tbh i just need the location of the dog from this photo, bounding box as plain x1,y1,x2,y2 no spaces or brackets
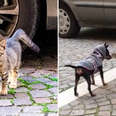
65,43,112,97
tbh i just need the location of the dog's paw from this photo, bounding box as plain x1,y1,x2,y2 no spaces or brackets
103,83,108,86
91,82,95,85
74,92,79,96
91,94,96,97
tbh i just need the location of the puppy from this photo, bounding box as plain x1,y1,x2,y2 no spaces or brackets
65,43,112,97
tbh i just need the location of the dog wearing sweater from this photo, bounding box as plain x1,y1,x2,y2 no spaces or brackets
65,43,112,97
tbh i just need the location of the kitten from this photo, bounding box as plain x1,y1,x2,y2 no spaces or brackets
0,29,40,95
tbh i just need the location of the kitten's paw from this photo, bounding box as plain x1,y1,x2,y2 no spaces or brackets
0,89,8,95
9,83,17,89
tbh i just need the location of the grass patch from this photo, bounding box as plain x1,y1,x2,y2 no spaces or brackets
10,99,14,105
18,77,54,90
18,78,32,90
8,88,16,95
18,78,31,85
44,84,54,90
43,74,58,82
51,99,57,104
31,80,41,85
27,91,35,104
50,78,58,82
42,105,50,113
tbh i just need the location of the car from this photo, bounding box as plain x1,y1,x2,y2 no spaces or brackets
59,0,116,38
0,0,57,39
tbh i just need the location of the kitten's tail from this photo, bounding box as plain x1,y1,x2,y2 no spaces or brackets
65,65,77,68
12,29,40,53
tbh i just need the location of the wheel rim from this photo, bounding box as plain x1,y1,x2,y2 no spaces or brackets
59,8,71,35
0,0,19,37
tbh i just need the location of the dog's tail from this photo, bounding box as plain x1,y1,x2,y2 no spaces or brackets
65,65,77,68
11,29,40,53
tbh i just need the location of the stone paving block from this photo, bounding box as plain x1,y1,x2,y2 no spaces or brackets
48,113,58,116
107,93,116,99
112,111,116,115
14,98,32,106
98,101,110,106
111,99,116,104
113,105,116,110
70,110,84,116
47,104,57,111
20,113,44,116
49,87,57,95
0,94,14,99
73,105,84,110
0,99,12,106
33,98,51,103
23,106,43,113
0,106,22,115
30,70,41,77
37,78,51,83
85,104,97,109
15,93,29,99
85,109,96,115
59,109,71,116
69,100,80,107
86,114,95,116
19,68,36,74
99,105,111,111
30,90,51,98
46,81,57,87
31,83,46,90
96,97,107,103
98,111,111,116
21,76,37,83
16,87,28,92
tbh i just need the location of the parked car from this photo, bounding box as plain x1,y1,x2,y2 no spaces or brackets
59,0,116,38
0,0,57,39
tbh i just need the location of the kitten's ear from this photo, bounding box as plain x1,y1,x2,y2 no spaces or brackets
104,42,109,48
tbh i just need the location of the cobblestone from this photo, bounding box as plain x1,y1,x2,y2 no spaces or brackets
31,90,51,98
14,98,32,106
48,104,58,111
23,106,43,113
59,29,116,92
59,28,116,116
0,67,57,115
0,99,12,106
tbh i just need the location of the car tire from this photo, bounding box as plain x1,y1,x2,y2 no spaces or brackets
59,2,80,38
0,0,46,40
16,0,41,38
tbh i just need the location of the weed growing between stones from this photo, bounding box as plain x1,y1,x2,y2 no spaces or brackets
8,88,16,95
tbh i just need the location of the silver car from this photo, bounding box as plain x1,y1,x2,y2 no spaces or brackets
59,0,116,38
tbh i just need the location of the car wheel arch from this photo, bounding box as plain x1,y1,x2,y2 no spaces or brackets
60,0,81,27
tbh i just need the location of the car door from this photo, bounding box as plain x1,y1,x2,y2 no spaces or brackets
104,0,116,26
47,0,57,30
73,0,105,26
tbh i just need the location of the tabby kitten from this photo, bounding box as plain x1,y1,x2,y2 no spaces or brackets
0,29,40,95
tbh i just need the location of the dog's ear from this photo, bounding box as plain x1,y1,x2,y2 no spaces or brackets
104,42,109,48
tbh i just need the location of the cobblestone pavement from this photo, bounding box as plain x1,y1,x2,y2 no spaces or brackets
59,28,116,116
59,79,116,116
59,28,116,93
0,67,57,116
